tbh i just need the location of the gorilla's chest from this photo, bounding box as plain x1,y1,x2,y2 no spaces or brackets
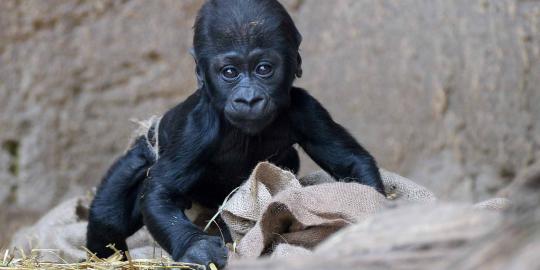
212,130,292,177
188,129,293,207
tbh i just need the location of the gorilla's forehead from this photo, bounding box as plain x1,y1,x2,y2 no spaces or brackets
209,20,283,51
209,47,283,67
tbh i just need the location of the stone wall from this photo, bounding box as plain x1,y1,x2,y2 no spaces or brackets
0,0,539,247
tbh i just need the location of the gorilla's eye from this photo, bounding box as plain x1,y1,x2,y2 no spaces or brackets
255,63,273,77
221,66,239,80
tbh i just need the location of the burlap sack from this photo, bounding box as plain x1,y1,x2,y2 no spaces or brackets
226,163,532,270
226,203,505,270
472,198,512,211
221,162,438,259
9,195,167,262
9,159,509,264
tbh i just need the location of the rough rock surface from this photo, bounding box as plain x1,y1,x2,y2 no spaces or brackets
0,0,539,247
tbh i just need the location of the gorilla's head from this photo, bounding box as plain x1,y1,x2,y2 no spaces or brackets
192,0,302,135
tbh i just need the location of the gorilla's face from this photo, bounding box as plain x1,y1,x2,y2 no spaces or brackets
203,47,295,134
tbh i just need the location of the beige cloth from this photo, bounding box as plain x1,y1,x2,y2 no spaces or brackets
9,196,166,262
228,164,540,270
227,203,506,270
9,161,508,263
221,162,507,259
472,197,512,211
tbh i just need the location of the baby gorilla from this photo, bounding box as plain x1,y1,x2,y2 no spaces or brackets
87,0,385,268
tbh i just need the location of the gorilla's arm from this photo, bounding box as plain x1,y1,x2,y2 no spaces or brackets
290,88,386,194
142,158,202,256
141,100,227,266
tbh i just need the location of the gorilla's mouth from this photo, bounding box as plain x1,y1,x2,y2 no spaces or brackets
224,108,277,135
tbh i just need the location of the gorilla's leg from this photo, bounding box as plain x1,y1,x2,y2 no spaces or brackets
87,137,153,258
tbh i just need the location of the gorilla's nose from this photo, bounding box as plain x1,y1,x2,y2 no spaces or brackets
233,95,264,107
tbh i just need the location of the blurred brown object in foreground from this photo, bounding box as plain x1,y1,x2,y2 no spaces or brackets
227,163,540,270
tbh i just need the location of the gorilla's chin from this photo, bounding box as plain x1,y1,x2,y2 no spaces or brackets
225,112,276,135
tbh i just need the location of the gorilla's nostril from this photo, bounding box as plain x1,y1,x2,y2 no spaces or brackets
250,96,264,105
234,96,264,107
234,98,248,105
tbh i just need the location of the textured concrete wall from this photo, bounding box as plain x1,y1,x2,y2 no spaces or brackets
0,0,539,246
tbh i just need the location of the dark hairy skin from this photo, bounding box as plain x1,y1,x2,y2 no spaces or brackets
87,0,385,268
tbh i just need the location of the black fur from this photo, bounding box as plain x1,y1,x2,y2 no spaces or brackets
87,0,384,268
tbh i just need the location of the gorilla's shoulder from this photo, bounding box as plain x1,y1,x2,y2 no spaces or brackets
165,90,202,118
158,89,203,145
290,87,323,112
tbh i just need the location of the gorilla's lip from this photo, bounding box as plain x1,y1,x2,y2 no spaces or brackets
224,111,276,134
228,113,267,121
225,113,270,126
224,105,276,122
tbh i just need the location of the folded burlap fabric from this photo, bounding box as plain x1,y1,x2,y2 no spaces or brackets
9,161,509,264
221,162,509,259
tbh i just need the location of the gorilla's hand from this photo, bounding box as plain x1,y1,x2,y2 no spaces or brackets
178,235,228,268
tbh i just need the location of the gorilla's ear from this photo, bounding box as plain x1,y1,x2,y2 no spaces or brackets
295,53,303,78
190,48,204,88
291,26,302,78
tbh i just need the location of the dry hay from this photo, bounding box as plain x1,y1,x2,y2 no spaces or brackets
0,245,209,270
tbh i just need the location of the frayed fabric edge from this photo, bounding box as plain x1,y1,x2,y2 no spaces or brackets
128,115,162,161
